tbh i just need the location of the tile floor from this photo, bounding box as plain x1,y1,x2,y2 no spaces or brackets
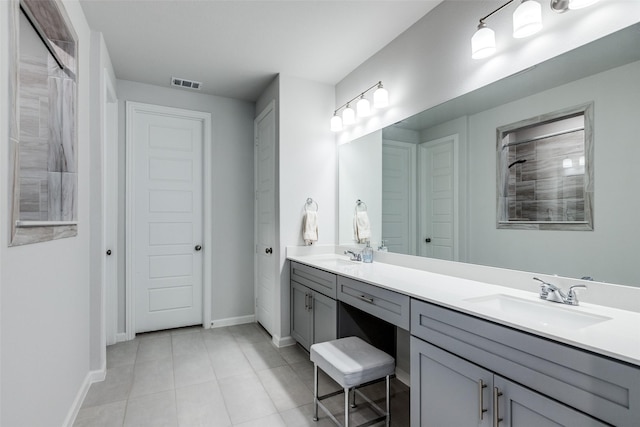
74,323,410,427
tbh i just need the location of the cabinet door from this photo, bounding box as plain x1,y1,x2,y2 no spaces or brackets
311,290,337,345
494,376,608,427
291,281,312,350
411,337,493,427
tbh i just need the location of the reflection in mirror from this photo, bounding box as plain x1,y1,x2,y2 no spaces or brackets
497,103,593,230
339,23,640,287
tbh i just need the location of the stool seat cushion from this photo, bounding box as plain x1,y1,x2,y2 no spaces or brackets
310,337,395,388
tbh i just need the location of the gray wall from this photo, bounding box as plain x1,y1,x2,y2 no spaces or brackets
116,79,256,331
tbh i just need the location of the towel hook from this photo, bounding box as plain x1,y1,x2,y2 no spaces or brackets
305,198,319,212
355,199,368,212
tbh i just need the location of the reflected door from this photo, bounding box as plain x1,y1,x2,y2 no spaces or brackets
382,140,416,255
419,135,457,260
132,105,204,333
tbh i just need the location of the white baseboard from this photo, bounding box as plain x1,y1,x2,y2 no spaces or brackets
272,334,295,348
63,366,106,427
115,332,128,343
396,367,410,387
210,314,255,329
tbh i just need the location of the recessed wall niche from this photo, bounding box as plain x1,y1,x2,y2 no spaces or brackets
497,103,594,231
8,0,78,246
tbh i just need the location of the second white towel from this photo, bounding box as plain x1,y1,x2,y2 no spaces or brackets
353,211,371,243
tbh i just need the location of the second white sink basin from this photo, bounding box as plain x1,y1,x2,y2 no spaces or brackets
465,294,611,330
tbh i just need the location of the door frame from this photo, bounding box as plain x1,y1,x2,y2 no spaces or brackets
253,100,277,335
103,70,118,345
418,134,459,261
125,101,212,340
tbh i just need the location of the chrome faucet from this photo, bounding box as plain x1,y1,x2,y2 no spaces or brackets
533,277,587,306
344,250,362,262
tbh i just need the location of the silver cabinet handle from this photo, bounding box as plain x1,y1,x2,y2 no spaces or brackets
308,294,313,311
357,294,374,304
493,387,503,427
478,379,487,420
304,293,309,310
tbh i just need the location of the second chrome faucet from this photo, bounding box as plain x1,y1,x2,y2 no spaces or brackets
533,277,587,306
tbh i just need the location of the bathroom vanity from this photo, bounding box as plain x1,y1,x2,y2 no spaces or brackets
288,252,640,426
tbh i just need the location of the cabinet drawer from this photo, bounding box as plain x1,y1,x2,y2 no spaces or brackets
338,276,410,330
290,261,337,298
411,298,640,426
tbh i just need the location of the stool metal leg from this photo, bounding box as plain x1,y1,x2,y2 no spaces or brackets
344,387,350,427
351,387,357,408
385,375,390,427
313,364,319,422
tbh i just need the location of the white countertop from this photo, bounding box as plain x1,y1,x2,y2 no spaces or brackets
288,253,640,367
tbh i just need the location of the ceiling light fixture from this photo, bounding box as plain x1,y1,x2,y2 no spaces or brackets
331,81,389,132
472,0,598,59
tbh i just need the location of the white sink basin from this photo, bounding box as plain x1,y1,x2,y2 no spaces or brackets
305,254,361,268
465,294,611,330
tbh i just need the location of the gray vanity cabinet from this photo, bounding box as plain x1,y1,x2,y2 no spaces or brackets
290,262,337,351
411,337,607,427
410,299,640,426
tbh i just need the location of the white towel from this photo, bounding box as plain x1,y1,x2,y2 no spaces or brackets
353,211,371,243
303,211,318,245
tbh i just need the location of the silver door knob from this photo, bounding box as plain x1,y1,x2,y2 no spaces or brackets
106,249,112,256
265,247,273,254
195,245,202,251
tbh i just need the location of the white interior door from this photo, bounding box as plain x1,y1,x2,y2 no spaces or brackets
419,135,458,261
254,102,276,336
129,103,205,333
382,140,416,255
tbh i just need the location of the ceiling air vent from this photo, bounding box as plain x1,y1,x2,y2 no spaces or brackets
171,77,202,90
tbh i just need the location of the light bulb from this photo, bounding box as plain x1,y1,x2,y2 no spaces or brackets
342,104,356,126
563,158,573,168
513,0,542,39
569,0,599,9
330,113,343,132
471,23,496,59
356,96,371,117
579,156,585,166
373,84,389,109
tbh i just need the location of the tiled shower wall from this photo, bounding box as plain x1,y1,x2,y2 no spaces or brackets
507,130,585,222
18,12,76,222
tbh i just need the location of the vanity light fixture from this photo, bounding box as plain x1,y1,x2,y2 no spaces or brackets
513,0,543,39
472,0,598,59
331,81,389,132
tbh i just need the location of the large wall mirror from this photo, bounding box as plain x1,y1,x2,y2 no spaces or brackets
339,23,640,288
8,0,78,246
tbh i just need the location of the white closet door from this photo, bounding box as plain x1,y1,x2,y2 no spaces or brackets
131,104,204,333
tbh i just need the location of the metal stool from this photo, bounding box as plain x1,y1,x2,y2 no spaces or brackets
310,336,395,427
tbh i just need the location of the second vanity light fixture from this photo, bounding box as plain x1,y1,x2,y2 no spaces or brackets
471,0,599,59
331,81,389,132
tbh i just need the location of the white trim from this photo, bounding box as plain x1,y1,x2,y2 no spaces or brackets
253,100,276,334
63,367,106,427
115,332,128,343
272,334,296,348
125,101,212,339
15,220,77,227
210,314,256,329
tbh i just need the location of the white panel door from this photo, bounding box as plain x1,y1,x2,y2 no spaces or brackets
255,103,276,336
382,140,416,255
132,106,204,333
419,135,458,261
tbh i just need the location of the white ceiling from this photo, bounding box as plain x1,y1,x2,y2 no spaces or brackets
79,0,442,101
